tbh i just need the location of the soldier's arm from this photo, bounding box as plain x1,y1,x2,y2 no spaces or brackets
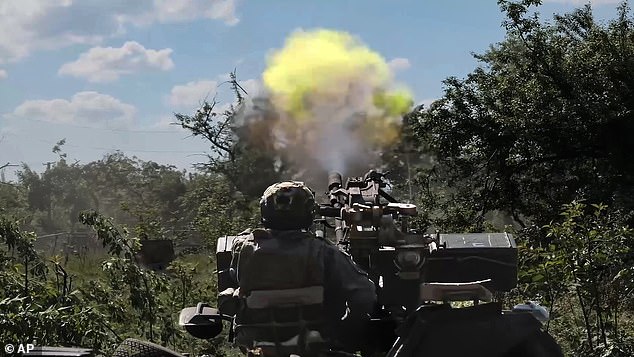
324,245,377,316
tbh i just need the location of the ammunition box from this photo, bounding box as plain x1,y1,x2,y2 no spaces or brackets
423,233,518,292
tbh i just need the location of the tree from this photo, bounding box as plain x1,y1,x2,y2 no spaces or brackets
0,178,29,221
181,173,259,247
409,0,634,230
517,202,634,355
174,71,294,200
400,2,634,354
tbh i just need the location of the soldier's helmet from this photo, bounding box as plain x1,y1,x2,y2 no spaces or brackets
260,181,316,230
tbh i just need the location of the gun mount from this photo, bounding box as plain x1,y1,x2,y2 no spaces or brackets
316,170,518,312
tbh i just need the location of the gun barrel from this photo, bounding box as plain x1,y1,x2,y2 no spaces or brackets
328,171,343,191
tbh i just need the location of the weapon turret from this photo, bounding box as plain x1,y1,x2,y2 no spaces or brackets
316,170,518,311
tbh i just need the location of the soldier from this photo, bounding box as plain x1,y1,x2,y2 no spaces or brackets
218,181,377,354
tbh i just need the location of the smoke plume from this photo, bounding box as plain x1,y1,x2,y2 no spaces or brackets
238,29,412,186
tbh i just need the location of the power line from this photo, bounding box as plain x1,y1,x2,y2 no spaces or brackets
17,117,185,133
36,138,207,154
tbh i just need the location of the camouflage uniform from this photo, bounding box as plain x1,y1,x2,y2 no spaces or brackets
219,228,377,350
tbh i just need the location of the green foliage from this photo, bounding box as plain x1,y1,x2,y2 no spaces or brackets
183,173,259,248
79,211,139,258
78,211,227,354
15,149,192,238
0,217,115,354
409,0,634,230
391,2,634,355
513,202,634,356
19,142,97,233
1,209,232,356
1,128,259,353
0,181,30,220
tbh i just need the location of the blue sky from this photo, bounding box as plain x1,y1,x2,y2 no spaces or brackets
0,0,624,180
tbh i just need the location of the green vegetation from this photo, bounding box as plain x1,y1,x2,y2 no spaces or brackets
1,1,634,356
0,143,252,355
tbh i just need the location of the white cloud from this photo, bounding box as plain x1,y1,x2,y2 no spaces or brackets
388,57,411,73
153,116,175,129
12,91,136,128
0,0,239,64
544,0,620,5
0,69,6,79
150,115,187,132
145,0,239,26
59,41,174,82
168,80,220,108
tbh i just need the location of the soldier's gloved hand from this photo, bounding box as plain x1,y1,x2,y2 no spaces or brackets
218,287,241,316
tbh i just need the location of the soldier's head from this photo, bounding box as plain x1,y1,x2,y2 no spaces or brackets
260,181,316,230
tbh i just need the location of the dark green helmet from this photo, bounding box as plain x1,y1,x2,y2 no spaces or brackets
260,181,316,230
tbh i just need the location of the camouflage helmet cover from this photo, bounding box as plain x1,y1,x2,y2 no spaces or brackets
260,181,316,230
